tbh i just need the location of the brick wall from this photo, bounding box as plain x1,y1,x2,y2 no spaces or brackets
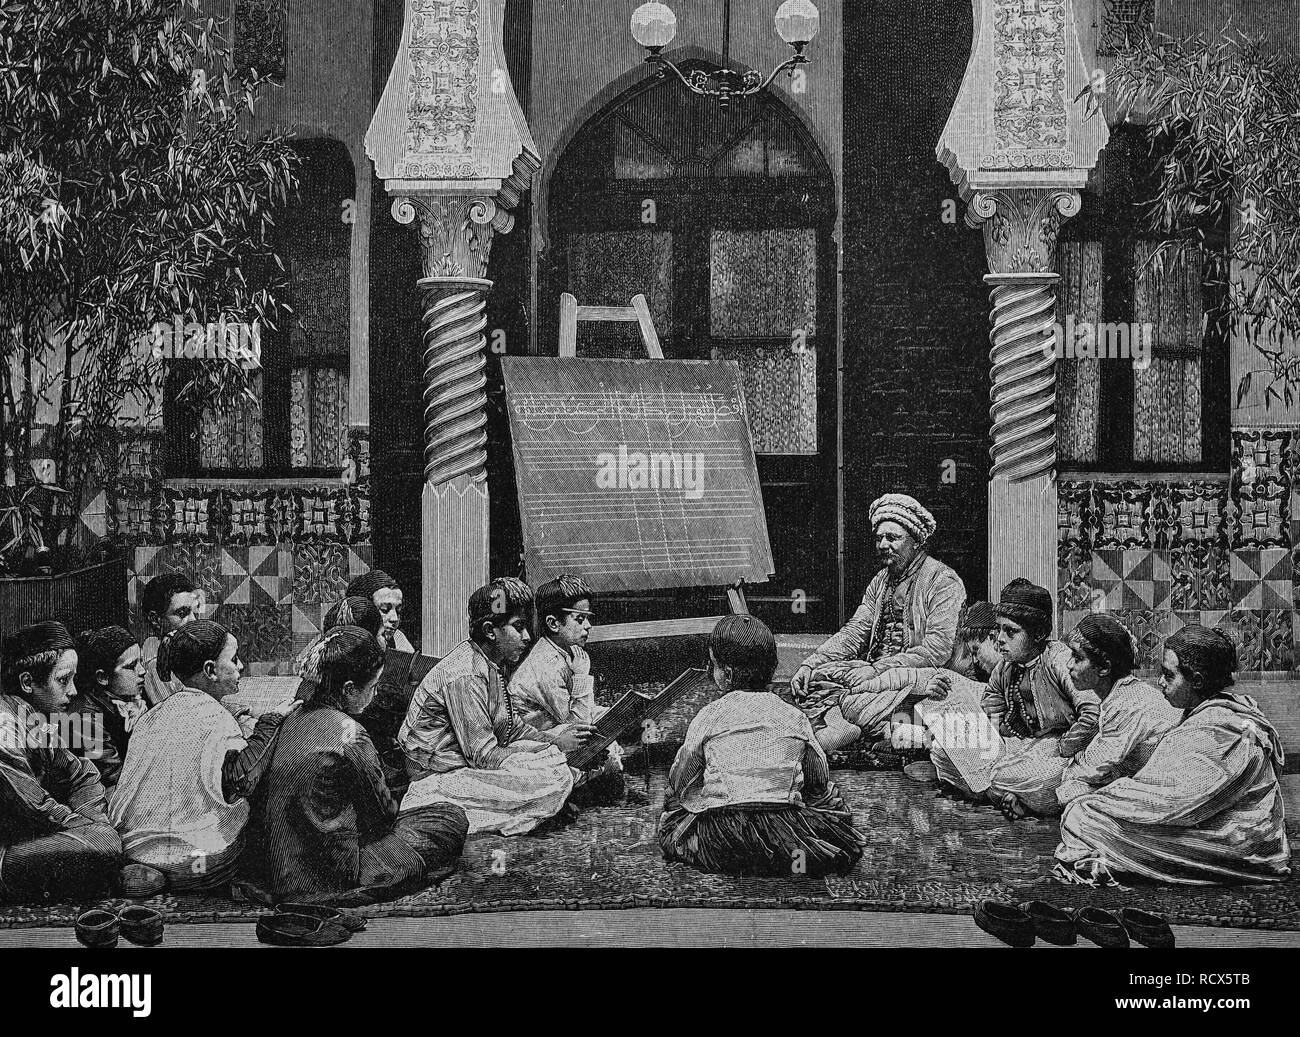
843,1,993,605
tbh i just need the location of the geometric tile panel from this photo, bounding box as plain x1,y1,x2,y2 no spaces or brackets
249,546,295,606
1056,470,1300,672
1230,548,1292,610
114,419,374,673
290,489,350,543
116,492,158,545
1091,547,1171,611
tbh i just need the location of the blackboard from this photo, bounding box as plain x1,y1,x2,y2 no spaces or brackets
500,357,774,593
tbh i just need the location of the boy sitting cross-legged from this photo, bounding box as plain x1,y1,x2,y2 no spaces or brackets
398,578,598,836
509,574,625,806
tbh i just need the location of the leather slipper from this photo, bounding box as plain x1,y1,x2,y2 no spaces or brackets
903,760,938,784
75,908,120,949
973,900,1036,947
1120,907,1175,949
116,863,167,899
256,912,352,947
118,906,165,946
276,902,367,933
1075,906,1130,948
1021,900,1076,946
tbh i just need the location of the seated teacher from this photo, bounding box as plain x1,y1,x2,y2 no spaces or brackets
791,493,966,702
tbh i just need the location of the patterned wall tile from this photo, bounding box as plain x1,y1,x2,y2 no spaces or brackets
289,488,351,543
1112,608,1177,673
292,543,352,605
1092,548,1171,611
1230,548,1292,610
115,492,159,546
213,604,292,671
344,488,371,544
156,487,233,545
218,546,252,605
1230,429,1292,550
1170,542,1232,611
1228,609,1295,673
1057,482,1094,547
290,602,328,665
1166,481,1228,545
224,489,286,545
1233,429,1290,487
249,546,294,606
1094,483,1153,549
1058,540,1093,610
1227,484,1289,549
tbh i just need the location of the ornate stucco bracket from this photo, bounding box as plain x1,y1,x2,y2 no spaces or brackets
365,0,540,655
936,0,1107,606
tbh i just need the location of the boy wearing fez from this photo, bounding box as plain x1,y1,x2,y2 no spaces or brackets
0,621,122,902
510,574,625,805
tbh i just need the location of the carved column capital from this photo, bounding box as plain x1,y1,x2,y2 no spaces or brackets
965,188,1081,275
390,194,515,281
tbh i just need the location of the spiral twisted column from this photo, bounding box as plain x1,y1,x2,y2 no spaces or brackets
394,194,508,655
419,276,491,486
987,272,1059,483
968,189,1080,615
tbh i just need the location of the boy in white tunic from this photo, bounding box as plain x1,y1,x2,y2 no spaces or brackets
111,621,292,892
509,574,623,804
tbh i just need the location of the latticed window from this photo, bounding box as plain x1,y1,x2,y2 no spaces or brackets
166,137,353,476
1095,0,1157,56
548,64,832,456
234,0,289,82
1055,125,1228,471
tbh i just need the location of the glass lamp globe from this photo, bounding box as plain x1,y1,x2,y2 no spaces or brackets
775,0,820,47
631,2,677,50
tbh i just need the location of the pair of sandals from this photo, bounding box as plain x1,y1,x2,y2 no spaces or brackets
255,903,368,947
75,906,166,948
975,899,1175,948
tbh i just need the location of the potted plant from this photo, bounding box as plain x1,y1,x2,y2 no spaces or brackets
0,0,296,634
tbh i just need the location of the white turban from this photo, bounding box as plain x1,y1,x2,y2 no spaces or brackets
869,493,936,545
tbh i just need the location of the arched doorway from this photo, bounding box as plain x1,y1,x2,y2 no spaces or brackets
545,64,839,632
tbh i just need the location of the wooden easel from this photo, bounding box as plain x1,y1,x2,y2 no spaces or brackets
558,292,664,359
554,292,749,642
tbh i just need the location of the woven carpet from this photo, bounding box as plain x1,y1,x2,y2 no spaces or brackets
3,764,1298,931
